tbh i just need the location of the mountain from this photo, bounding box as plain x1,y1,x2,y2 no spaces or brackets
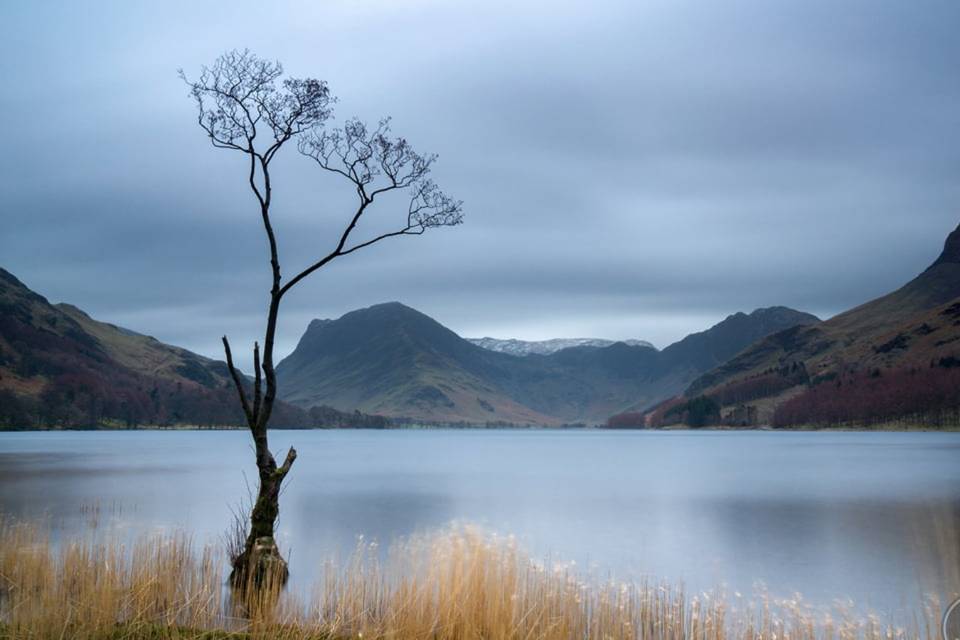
670,223,960,428
468,337,655,356
651,307,820,383
0,268,382,429
0,267,235,427
276,303,556,424
276,302,817,424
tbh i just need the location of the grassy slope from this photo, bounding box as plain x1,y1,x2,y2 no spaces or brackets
0,268,365,429
55,303,232,390
0,268,231,398
684,225,960,423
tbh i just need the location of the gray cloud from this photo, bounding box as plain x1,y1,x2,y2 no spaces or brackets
1,0,958,367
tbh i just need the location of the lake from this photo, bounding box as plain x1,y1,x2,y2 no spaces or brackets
0,429,958,618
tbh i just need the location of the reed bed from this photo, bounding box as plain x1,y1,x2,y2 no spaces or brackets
0,518,952,640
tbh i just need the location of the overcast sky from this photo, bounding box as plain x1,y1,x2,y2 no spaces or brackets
1,0,958,364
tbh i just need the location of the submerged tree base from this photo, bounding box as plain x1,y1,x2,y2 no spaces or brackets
0,517,955,640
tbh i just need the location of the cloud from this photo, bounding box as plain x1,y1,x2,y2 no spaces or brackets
1,0,958,365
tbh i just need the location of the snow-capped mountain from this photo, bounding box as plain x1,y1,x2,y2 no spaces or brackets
466,337,655,357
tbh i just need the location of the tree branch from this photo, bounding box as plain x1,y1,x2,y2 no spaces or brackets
247,150,266,209
338,226,423,256
222,336,253,424
276,446,297,479
277,198,369,297
252,341,262,424
280,119,462,300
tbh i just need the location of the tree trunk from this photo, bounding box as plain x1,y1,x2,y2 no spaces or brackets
230,458,292,587
222,290,297,588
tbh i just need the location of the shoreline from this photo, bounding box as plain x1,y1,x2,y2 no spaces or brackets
0,517,952,640
2,423,960,433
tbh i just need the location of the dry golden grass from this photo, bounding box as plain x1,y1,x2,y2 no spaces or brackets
0,518,953,640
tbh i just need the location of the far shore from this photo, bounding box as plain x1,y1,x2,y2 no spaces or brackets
2,423,959,433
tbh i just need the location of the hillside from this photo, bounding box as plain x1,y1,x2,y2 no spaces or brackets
670,223,960,427
276,303,554,424
55,303,229,389
0,268,382,429
651,307,819,384
276,302,816,424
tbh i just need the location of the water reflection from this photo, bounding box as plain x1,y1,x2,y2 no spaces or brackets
0,429,957,615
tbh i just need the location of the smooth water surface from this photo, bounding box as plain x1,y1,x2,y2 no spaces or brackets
1,429,958,615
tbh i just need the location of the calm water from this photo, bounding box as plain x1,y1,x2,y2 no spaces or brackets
1,429,958,615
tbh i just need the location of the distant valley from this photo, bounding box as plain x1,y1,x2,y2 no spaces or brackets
467,337,655,356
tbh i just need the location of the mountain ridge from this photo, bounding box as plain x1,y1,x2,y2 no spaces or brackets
669,222,960,427
276,301,817,424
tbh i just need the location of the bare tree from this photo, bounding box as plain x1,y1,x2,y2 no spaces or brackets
181,50,462,585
